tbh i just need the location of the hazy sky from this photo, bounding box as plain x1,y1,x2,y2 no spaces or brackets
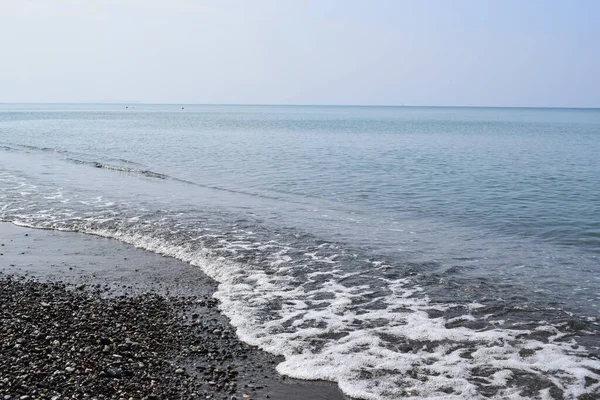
1,0,598,107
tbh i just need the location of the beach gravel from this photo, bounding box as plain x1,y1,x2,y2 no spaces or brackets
0,275,269,400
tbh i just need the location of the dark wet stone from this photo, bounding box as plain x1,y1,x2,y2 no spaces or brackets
104,368,123,378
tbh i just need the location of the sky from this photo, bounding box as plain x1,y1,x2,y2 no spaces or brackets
0,0,599,107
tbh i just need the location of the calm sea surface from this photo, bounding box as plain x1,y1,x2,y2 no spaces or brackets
1,104,599,399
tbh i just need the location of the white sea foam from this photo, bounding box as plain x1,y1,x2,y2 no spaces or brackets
59,226,600,400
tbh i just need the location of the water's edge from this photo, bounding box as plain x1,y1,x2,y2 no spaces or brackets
0,221,350,400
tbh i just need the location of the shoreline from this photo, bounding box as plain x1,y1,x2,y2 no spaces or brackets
0,222,348,400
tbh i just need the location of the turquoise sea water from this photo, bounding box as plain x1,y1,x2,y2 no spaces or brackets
1,104,599,399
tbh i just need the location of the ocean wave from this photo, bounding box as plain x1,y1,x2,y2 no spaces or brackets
0,141,142,166
64,157,301,204
0,142,67,153
65,158,170,179
2,141,348,206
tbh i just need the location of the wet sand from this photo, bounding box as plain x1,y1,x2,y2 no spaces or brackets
0,222,348,400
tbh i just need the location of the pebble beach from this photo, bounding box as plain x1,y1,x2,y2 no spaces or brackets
0,223,346,400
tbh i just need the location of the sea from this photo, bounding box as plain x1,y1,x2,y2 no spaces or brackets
1,104,599,399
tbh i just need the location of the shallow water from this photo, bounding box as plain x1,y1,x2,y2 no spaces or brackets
1,104,599,399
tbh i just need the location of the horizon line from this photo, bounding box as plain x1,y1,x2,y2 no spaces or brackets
1,102,599,110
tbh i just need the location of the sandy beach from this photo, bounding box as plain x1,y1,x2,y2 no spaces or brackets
0,222,347,400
